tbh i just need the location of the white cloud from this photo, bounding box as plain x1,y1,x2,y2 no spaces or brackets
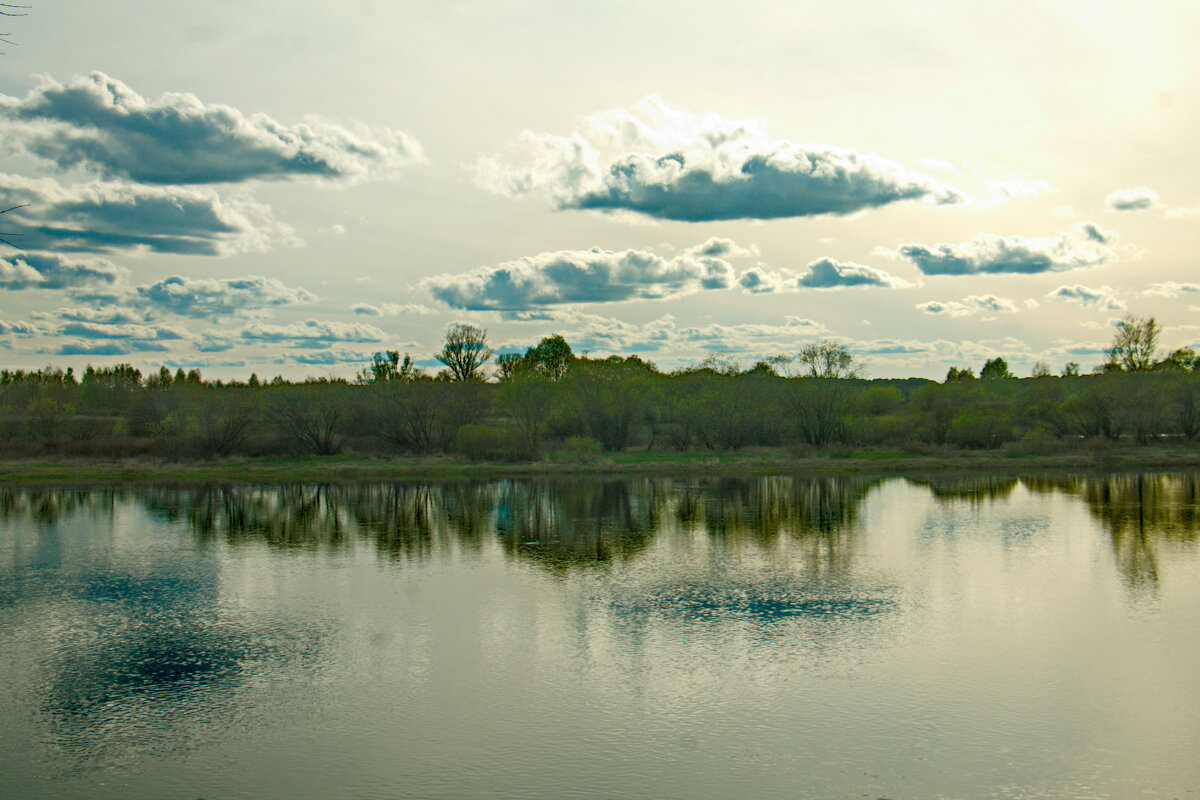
477,95,961,222
896,222,1116,275
917,295,1019,317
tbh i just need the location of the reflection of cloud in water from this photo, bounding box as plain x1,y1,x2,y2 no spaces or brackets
0,494,327,766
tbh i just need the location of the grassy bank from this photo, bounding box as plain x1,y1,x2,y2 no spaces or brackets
3,445,1200,485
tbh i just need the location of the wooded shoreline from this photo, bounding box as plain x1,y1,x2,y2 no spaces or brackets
5,445,1200,485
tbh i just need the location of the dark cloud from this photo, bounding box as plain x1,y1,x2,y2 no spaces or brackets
423,244,738,310
1105,187,1159,212
290,350,374,366
350,302,438,317
241,320,386,347
137,275,315,319
897,222,1115,275
479,96,960,222
0,174,293,256
0,73,422,185
0,250,123,289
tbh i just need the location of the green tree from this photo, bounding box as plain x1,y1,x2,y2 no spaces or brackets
979,357,1013,380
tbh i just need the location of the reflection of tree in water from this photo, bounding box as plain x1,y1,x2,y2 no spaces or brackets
494,478,659,572
0,487,121,526
672,475,878,574
907,475,1020,503
1024,473,1200,591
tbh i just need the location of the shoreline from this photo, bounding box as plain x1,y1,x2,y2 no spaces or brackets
3,447,1200,485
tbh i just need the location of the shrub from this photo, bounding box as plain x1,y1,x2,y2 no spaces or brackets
548,435,603,463
452,424,526,462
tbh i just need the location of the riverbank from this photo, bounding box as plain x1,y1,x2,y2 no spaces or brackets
3,444,1200,484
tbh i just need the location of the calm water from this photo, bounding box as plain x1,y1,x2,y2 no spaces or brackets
1,474,1198,800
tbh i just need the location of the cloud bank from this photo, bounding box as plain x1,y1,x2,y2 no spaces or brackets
478,96,961,222
0,72,423,184
897,222,1116,275
0,251,123,289
423,243,741,310
241,319,386,347
136,275,316,319
0,174,294,256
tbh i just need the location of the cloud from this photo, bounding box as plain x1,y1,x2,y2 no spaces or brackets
794,258,912,289
241,319,386,347
739,257,911,293
1105,187,1159,212
423,242,743,310
58,340,169,356
0,173,294,256
498,310,826,360
136,275,315,319
351,302,439,316
896,222,1116,275
0,72,423,184
0,251,123,289
1045,284,1126,310
0,320,42,337
1143,282,1200,298
288,350,376,366
56,321,188,341
477,95,961,222
917,295,1019,317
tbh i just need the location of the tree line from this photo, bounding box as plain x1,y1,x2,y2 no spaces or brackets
2,316,1199,461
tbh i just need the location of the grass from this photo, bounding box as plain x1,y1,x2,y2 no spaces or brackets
2,443,1200,486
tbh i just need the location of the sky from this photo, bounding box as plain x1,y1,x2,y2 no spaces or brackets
0,0,1197,380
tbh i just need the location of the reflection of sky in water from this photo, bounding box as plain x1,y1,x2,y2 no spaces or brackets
1,475,1198,799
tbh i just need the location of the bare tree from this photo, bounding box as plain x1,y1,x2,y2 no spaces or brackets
1107,315,1160,372
436,324,494,382
1,2,30,54
796,340,862,379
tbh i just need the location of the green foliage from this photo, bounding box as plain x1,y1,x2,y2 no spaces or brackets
795,340,862,378
549,435,604,463
979,357,1013,380
1108,315,1160,372
452,424,526,462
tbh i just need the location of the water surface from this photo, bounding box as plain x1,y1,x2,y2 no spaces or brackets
1,474,1198,799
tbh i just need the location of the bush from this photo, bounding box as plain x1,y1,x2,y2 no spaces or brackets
548,435,603,463
1005,427,1061,457
452,424,526,462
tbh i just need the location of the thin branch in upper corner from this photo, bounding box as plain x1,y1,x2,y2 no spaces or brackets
1,204,27,249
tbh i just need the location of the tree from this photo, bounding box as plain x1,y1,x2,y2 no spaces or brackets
945,366,976,383
1061,361,1081,377
979,357,1013,380
359,350,419,384
524,334,573,381
1157,347,1197,373
1107,315,1160,372
796,340,862,379
1030,361,1053,378
435,324,494,382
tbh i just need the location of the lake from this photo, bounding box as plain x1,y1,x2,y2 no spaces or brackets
1,474,1198,799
